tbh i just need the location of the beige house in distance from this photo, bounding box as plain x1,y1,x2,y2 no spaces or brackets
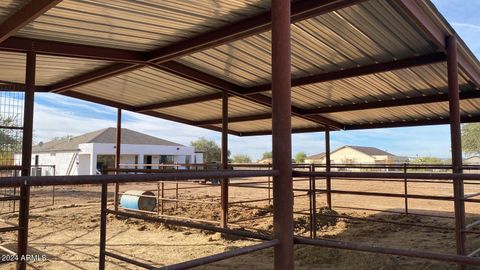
305,145,409,165
465,156,480,165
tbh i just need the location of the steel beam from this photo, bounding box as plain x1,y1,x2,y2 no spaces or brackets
51,63,141,93
447,36,467,268
151,62,343,129
0,0,63,43
395,0,480,87
271,0,294,269
243,52,447,94
220,92,229,228
0,37,146,63
147,0,364,63
345,115,480,131
132,52,447,112
0,81,48,92
239,115,480,136
0,84,45,92
47,0,363,94
195,91,480,125
59,91,241,136
18,51,36,270
196,113,272,126
304,91,480,115
135,93,224,112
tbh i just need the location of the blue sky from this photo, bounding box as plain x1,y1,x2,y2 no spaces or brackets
32,1,478,161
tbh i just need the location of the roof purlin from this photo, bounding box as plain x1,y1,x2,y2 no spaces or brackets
60,91,242,136
191,93,480,126
152,61,343,129
130,53,447,111
0,0,63,43
395,0,480,88
47,0,363,94
240,115,480,136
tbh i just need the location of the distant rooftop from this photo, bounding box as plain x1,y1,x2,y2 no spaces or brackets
306,153,325,160
307,145,399,159
33,128,183,153
343,145,395,156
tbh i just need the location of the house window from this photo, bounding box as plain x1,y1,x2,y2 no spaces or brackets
34,155,39,166
185,155,190,164
160,155,174,164
96,155,115,171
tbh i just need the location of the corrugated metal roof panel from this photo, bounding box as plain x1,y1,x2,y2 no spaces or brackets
71,66,219,106
323,99,480,126
0,51,112,85
0,0,478,134
15,0,269,51
177,0,438,87
213,116,319,133
286,63,472,109
0,51,25,84
0,0,23,24
153,96,271,122
36,55,112,85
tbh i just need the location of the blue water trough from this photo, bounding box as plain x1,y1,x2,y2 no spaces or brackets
120,190,157,212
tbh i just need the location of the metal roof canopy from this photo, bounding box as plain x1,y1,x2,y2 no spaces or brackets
0,0,479,136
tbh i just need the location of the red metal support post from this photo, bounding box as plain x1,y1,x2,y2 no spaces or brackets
403,163,409,216
272,0,294,269
114,108,121,212
325,127,332,209
447,35,467,266
220,91,229,228
17,50,35,270
99,183,108,270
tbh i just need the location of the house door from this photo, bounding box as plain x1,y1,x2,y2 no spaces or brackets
145,155,152,169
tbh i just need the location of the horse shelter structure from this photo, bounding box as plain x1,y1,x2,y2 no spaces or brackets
1,0,480,269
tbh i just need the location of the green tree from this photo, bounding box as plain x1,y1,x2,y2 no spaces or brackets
190,138,230,162
462,123,480,155
50,135,73,141
232,154,252,163
0,116,21,165
413,156,444,165
294,151,307,163
261,151,272,159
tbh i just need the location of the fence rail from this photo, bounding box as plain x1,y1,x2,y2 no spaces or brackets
2,163,480,268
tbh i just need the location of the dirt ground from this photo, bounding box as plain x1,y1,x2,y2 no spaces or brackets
0,175,479,269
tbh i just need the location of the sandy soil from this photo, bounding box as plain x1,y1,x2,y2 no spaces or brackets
0,174,479,269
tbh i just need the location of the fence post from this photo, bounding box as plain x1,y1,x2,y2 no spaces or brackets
309,164,313,238
52,165,56,206
157,183,160,215
161,182,165,215
403,163,408,216
312,164,317,238
99,183,108,270
325,128,332,209
268,163,272,205
175,181,179,210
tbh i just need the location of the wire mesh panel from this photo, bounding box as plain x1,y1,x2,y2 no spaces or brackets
0,89,24,214
0,90,24,168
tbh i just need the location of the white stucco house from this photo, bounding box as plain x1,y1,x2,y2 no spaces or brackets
15,128,204,176
305,145,409,165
